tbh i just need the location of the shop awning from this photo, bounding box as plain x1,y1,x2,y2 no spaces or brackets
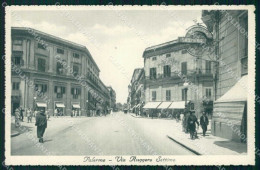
36,102,47,107
56,103,65,108
216,75,248,103
143,102,161,109
158,102,172,109
169,101,186,109
72,104,80,108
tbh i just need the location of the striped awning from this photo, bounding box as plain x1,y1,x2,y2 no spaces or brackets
72,104,80,108
143,102,161,109
169,101,186,109
36,102,47,107
158,102,172,109
56,103,65,108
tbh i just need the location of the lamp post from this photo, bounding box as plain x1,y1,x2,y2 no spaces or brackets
183,82,189,112
33,96,37,111
86,100,88,116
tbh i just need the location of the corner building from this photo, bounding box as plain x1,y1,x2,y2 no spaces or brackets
11,27,110,116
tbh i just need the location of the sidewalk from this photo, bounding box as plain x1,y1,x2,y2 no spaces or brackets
167,121,247,155
130,114,247,155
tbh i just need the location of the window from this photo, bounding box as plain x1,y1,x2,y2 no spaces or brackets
149,68,157,79
206,88,212,99
241,57,248,76
239,13,248,76
182,50,187,54
152,91,156,101
73,65,79,76
205,61,211,74
54,86,66,98
166,90,171,101
182,89,187,101
38,43,46,50
71,88,81,99
56,62,64,75
152,57,157,61
57,48,64,54
166,53,171,58
181,62,187,75
73,53,80,58
12,82,20,90
13,56,21,65
163,65,171,77
13,39,22,45
38,58,46,72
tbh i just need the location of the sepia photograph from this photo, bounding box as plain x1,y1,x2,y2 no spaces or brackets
4,5,255,166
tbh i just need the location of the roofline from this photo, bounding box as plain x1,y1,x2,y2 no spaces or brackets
11,27,100,72
143,39,179,57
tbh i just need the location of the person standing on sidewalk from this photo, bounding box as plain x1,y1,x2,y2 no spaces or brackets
35,108,47,143
15,108,20,128
200,112,209,136
187,111,199,140
19,106,24,122
27,108,33,123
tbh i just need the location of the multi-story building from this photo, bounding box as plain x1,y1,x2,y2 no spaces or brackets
127,68,145,114
107,86,116,111
202,10,248,142
11,27,111,116
142,25,215,118
127,68,145,115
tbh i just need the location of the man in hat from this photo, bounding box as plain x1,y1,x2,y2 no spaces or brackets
187,111,199,140
35,108,47,143
200,112,209,136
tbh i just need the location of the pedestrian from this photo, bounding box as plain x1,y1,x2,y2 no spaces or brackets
200,112,209,136
27,108,33,123
71,110,74,117
35,108,47,143
187,111,199,140
54,108,58,117
19,106,24,122
79,110,81,117
15,108,20,128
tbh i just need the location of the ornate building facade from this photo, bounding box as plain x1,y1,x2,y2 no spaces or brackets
11,27,112,116
202,10,248,142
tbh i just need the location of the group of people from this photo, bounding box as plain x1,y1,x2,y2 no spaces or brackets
14,107,36,127
181,111,209,140
14,106,48,143
70,109,81,117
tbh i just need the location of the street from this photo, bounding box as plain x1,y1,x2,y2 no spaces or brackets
11,111,194,155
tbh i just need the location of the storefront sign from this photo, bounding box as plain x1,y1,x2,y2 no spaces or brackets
178,37,206,44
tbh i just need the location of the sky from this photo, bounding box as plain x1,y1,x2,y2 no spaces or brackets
11,8,203,104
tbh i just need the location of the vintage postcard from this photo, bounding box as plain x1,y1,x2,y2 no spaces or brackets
4,5,255,166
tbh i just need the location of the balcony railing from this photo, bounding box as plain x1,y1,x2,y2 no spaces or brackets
146,69,213,80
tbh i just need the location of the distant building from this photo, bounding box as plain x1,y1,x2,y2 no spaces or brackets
127,68,145,114
107,86,116,111
11,27,111,116
142,25,215,118
202,10,248,142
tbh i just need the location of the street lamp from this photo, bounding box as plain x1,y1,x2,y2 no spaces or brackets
33,96,37,111
183,82,189,111
86,100,88,116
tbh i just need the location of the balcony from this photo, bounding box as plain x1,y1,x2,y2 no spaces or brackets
12,45,23,52
35,48,49,57
145,69,213,85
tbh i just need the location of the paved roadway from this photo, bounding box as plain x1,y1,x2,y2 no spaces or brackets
11,112,194,155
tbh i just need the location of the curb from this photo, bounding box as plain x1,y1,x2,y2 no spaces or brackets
11,131,20,137
130,114,142,118
167,135,202,155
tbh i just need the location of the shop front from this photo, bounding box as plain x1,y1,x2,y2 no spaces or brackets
143,102,162,117
212,75,247,143
54,102,65,116
72,103,81,116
